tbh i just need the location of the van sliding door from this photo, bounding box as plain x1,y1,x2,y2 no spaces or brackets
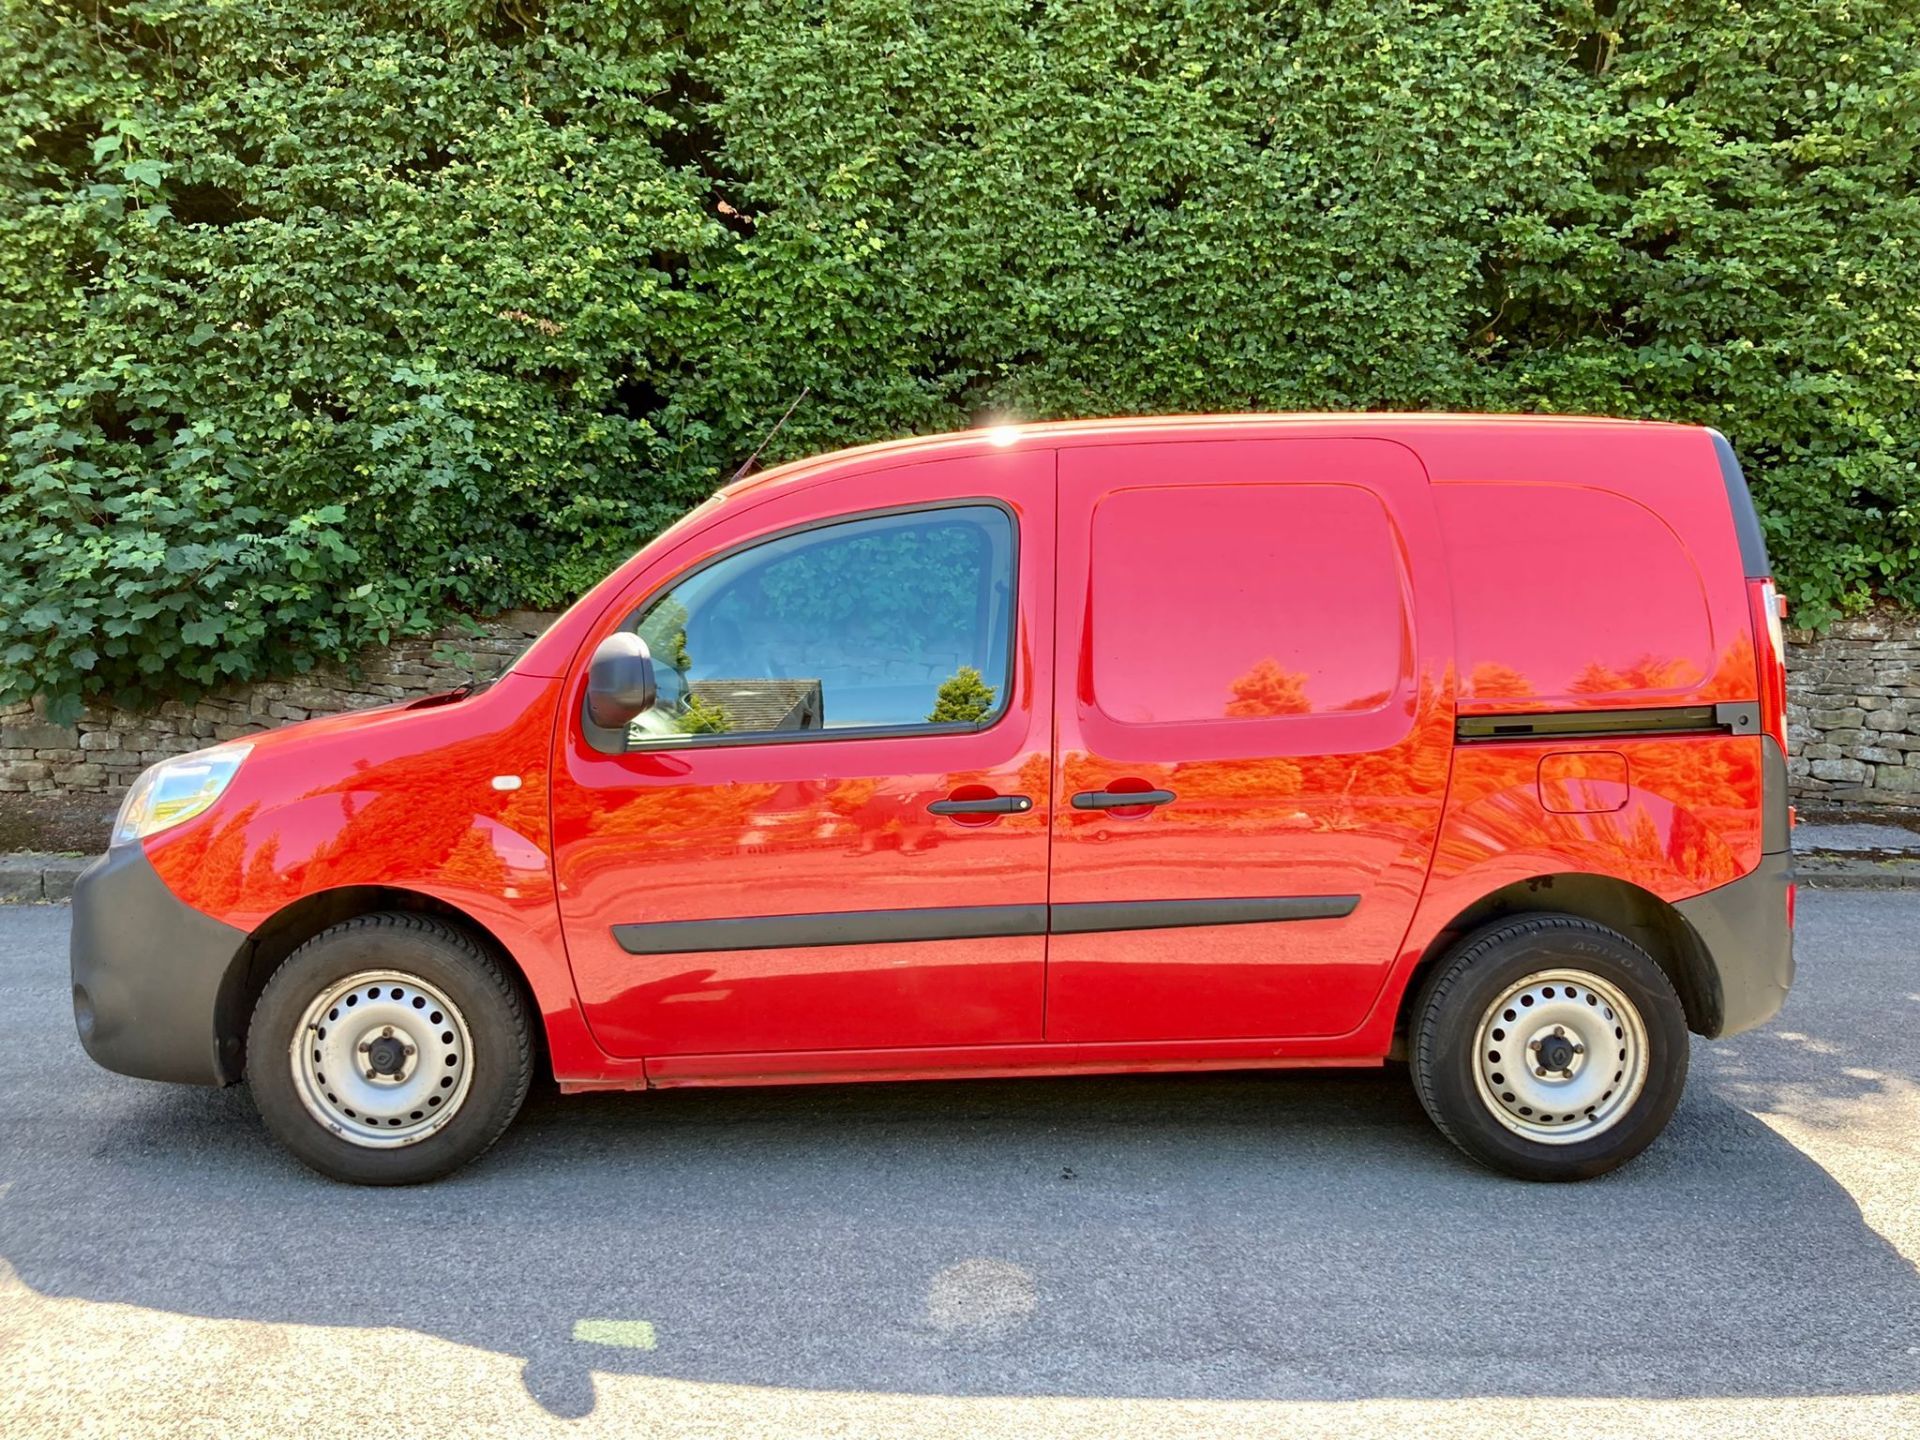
1044,437,1455,1043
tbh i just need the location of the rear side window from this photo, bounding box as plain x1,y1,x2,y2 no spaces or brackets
1087,484,1409,725
609,504,1015,749
1437,483,1715,707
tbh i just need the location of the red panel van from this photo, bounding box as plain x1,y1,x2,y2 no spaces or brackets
69,416,1795,1184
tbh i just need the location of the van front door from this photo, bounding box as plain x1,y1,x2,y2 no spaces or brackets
1044,437,1455,1043
552,451,1055,1062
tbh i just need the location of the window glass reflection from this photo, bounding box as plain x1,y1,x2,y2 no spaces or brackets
619,505,1014,748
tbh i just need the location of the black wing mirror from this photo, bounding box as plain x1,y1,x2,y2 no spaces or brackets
586,633,657,728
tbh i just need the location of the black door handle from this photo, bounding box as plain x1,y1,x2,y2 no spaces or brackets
1071,788,1176,811
929,795,1034,816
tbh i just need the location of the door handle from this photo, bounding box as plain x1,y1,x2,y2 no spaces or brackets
928,794,1034,816
1072,788,1176,811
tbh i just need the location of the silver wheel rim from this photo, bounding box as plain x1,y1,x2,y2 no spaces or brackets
290,970,475,1149
1471,968,1650,1145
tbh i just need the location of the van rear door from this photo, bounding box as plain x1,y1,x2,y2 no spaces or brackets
1043,436,1455,1043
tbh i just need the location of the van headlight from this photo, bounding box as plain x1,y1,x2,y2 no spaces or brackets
112,743,253,846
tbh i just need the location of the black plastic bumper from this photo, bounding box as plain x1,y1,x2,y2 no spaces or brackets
70,845,250,1086
1674,849,1795,1038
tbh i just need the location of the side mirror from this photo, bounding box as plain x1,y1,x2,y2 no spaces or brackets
586,633,657,729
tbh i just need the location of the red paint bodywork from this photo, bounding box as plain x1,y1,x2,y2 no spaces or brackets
551,451,1058,1062
142,415,1777,1093
1044,438,1454,1043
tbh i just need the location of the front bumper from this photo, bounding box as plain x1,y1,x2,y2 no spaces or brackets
1674,849,1795,1038
70,845,250,1086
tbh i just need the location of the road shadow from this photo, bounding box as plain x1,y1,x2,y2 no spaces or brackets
3,898,1918,1412
6,1063,1920,1411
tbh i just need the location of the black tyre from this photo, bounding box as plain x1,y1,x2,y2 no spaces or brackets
246,912,534,1185
1410,915,1690,1181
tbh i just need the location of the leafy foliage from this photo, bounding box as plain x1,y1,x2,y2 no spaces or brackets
741,511,1001,654
4,0,1917,718
927,666,998,725
675,692,732,735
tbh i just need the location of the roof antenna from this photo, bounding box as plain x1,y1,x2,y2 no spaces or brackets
729,387,810,485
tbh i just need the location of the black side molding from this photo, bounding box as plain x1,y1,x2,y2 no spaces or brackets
614,904,1048,955
613,895,1359,955
1456,702,1761,743
1050,895,1358,934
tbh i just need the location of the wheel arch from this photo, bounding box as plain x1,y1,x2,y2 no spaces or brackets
215,886,545,1081
1390,873,1720,1055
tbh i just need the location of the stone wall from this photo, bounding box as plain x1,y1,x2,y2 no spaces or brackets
4,605,1920,813
0,612,557,799
1784,606,1920,808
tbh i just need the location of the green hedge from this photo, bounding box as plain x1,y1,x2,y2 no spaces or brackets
4,0,1918,719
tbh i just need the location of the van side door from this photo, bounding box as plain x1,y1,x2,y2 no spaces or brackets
1044,437,1455,1043
551,450,1056,1064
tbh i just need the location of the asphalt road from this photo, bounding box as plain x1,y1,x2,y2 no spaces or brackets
2,891,1918,1439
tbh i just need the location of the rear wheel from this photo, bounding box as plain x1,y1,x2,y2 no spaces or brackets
1410,915,1689,1181
246,913,533,1185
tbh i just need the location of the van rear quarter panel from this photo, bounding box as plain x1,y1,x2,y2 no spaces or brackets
1358,422,1765,1050
1421,423,1757,714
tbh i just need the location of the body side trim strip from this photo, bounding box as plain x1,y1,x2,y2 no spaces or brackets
614,904,1047,955
1456,702,1760,743
1050,895,1359,933
612,895,1358,955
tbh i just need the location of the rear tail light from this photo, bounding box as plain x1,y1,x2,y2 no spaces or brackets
1748,578,1788,751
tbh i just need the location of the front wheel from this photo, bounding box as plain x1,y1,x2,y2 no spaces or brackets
1410,915,1690,1181
246,913,534,1185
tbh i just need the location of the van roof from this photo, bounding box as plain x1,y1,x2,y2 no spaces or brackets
719,412,1705,499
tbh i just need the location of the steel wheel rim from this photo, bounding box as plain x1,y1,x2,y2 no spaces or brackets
290,970,475,1149
1471,968,1650,1145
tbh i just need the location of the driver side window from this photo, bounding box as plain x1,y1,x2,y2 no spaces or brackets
610,503,1016,751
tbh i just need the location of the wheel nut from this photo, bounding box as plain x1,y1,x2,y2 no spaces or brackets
1562,1068,1574,1078
1536,1066,1549,1077
382,1026,394,1037
1529,1040,1541,1052
403,1045,415,1056
358,1042,370,1053
1573,1043,1585,1055
1553,1026,1565,1037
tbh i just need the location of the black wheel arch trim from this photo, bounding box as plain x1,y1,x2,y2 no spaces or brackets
70,862,542,1090
1397,860,1793,1051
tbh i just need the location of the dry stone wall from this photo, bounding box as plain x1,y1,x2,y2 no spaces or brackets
0,613,556,799
4,606,1920,813
1784,606,1920,808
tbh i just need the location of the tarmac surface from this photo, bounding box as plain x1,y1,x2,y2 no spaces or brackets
3,890,1918,1438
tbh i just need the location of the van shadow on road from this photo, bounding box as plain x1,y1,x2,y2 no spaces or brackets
2,898,1917,1415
